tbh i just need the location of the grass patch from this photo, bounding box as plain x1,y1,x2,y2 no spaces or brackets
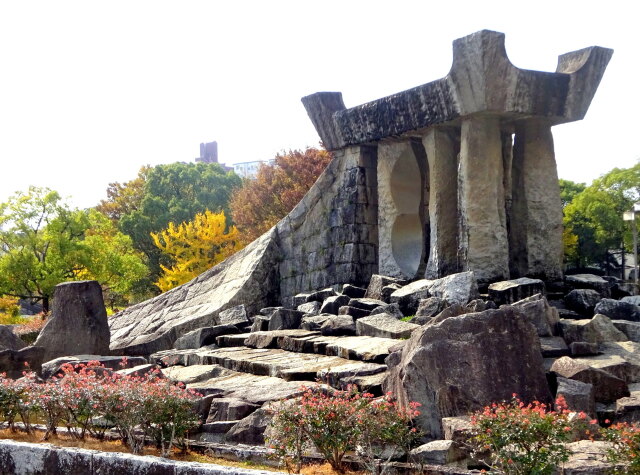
400,315,414,322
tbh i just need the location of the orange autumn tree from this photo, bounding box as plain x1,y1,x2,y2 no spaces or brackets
230,147,332,244
151,210,240,292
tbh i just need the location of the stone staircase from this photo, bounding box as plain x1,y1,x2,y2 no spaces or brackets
149,329,402,444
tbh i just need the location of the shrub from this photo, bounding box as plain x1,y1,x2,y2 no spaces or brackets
267,385,421,474
0,362,201,456
470,394,596,475
602,422,640,474
0,296,23,324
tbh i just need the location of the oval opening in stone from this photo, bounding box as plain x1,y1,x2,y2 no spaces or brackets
390,150,421,214
391,214,422,277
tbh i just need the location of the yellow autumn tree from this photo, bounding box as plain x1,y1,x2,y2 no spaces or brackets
151,210,241,292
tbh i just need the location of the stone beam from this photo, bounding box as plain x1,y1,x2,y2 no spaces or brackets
302,30,612,151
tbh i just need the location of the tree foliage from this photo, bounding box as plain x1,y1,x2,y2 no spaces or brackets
117,162,241,288
151,210,240,292
96,165,150,222
0,187,147,310
563,163,640,270
230,147,332,244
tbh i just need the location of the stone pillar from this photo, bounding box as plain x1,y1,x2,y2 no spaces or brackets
510,119,563,280
422,127,459,278
458,116,509,283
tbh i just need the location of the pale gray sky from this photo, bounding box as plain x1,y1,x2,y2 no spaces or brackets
0,1,637,208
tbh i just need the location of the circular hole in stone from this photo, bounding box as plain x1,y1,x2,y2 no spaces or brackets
392,214,422,278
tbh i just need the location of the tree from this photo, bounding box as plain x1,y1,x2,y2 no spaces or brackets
115,162,242,291
96,165,150,223
0,187,147,310
230,147,332,244
563,163,640,271
559,179,586,208
151,210,240,292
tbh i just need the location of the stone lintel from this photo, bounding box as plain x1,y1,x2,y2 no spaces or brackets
303,30,612,151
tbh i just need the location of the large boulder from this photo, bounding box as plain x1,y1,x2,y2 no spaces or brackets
35,281,110,362
365,275,405,301
0,326,26,351
383,307,552,438
594,298,640,322
488,277,545,305
390,280,431,315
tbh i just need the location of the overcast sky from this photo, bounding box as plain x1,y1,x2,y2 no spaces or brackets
0,1,637,209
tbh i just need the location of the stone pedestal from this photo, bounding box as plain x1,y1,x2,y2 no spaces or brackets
458,116,509,283
510,119,563,280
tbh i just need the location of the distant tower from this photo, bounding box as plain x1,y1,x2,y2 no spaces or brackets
196,141,218,163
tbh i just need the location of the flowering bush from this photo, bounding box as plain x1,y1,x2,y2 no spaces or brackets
0,362,201,456
602,422,640,474
267,385,421,474
470,394,597,475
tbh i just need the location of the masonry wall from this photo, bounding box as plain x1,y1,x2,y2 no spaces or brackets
275,145,378,303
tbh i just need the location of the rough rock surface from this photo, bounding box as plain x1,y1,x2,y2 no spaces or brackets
559,314,628,345
370,303,404,318
319,295,350,315
556,376,596,417
510,294,559,337
565,274,610,296
415,298,448,320
356,314,419,339
594,298,640,322
612,320,640,342
564,289,602,316
409,440,467,466
267,309,304,331
0,326,26,351
427,271,479,306
300,314,333,331
576,341,640,383
35,281,110,362
539,337,570,357
173,325,239,350
109,230,280,356
384,307,552,438
0,346,45,379
390,280,432,314
488,277,544,305
550,356,629,403
296,301,321,315
365,275,405,301
320,315,356,336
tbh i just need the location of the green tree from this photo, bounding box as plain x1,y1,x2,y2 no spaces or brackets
96,165,150,223
563,163,640,271
0,187,147,310
117,162,241,289
559,179,586,208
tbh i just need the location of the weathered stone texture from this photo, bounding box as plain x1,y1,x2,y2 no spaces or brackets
384,307,551,438
109,230,281,356
35,281,110,362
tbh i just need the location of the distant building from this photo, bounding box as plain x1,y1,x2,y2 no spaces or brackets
232,160,275,179
195,141,273,178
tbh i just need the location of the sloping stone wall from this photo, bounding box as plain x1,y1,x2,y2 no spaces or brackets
276,144,378,304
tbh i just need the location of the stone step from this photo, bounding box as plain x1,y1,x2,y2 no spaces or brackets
151,346,388,384
217,330,401,364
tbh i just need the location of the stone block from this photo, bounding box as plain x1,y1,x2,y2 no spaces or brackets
296,301,321,316
370,303,404,319
173,325,239,350
0,326,26,351
559,314,628,345
550,356,629,403
207,398,260,423
356,314,419,339
612,320,640,342
267,309,304,331
564,289,602,316
556,376,596,417
390,280,432,315
594,298,640,322
539,337,570,358
488,277,545,305
427,271,479,306
348,297,386,311
510,294,559,337
218,305,250,326
320,315,356,336
306,288,337,303
365,274,405,301
338,305,371,320
320,295,350,315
